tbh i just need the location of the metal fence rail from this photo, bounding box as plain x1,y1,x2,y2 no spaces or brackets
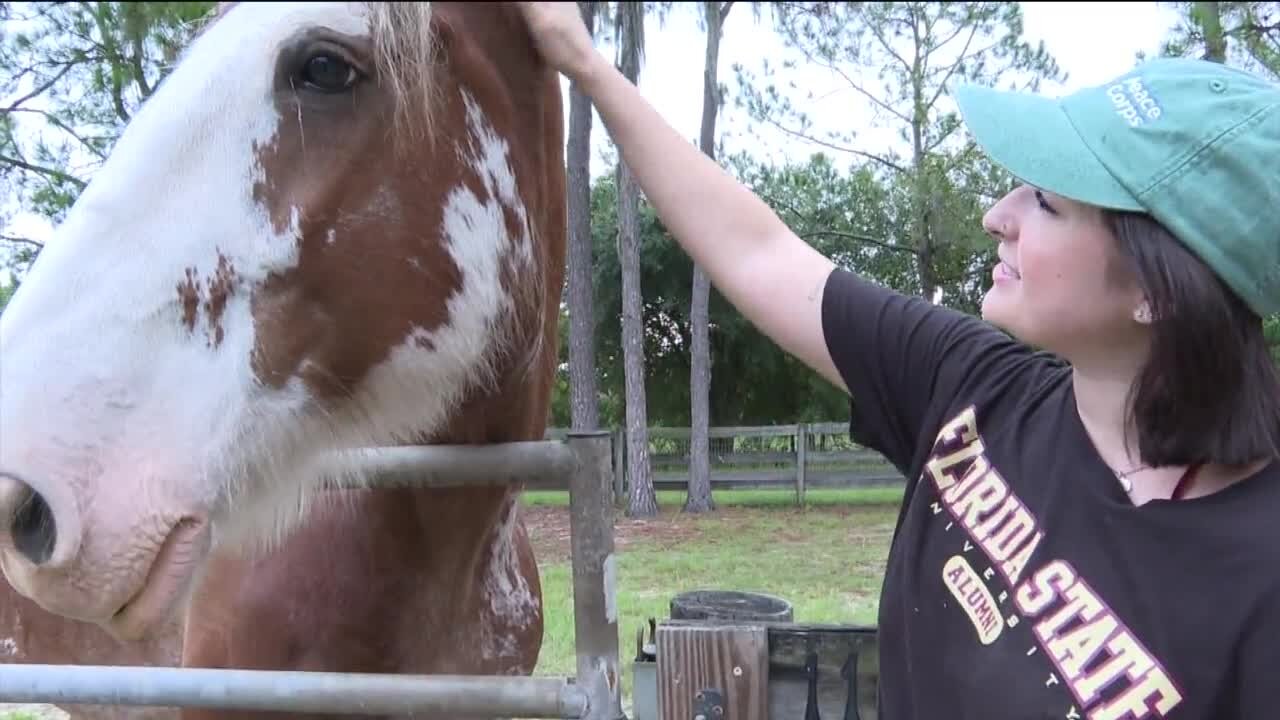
0,431,623,719
0,666,588,717
319,440,580,490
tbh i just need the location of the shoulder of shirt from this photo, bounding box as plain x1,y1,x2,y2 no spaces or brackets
934,318,1073,408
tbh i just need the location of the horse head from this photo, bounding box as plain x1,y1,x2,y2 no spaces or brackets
0,1,566,641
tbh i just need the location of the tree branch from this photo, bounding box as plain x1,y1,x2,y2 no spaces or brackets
123,3,153,98
924,23,981,111
815,56,913,125
81,1,132,123
774,11,912,126
799,229,919,255
4,62,76,112
923,119,965,155
4,108,108,160
759,192,812,224
759,195,920,257
866,11,914,74
928,17,970,54
757,115,907,174
959,261,996,284
0,153,88,190
0,235,45,251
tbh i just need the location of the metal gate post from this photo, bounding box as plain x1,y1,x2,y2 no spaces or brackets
567,432,626,720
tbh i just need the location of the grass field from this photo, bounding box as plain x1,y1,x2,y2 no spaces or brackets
522,486,903,709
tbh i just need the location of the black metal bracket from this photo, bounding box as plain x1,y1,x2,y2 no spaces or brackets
804,648,821,720
635,618,657,662
841,649,861,720
693,688,725,720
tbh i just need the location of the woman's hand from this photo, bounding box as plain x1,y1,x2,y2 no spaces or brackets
515,1,600,85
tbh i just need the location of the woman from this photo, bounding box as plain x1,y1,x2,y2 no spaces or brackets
515,2,1280,717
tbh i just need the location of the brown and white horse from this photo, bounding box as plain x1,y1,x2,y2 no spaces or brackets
0,2,566,718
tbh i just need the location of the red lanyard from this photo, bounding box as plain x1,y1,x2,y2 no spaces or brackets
1171,463,1202,501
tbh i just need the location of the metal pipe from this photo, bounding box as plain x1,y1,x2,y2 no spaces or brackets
567,432,627,720
318,441,578,490
0,665,589,717
0,438,622,718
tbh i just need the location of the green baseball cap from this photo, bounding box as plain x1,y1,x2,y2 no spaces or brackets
954,58,1280,318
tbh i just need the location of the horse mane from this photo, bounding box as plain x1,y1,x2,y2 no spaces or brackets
368,1,443,146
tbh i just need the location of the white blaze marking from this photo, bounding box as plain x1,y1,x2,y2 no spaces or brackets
460,90,534,265
307,85,539,534
482,501,540,661
321,83,531,437
0,3,373,566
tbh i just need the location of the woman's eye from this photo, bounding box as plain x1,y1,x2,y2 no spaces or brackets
301,53,358,93
1034,189,1058,215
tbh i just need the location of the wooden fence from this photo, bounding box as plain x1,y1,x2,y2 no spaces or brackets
544,422,904,506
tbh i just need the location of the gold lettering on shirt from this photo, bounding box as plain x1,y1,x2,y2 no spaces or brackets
943,555,1003,645
922,406,1186,718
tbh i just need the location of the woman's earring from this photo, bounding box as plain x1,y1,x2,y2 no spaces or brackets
1134,303,1153,324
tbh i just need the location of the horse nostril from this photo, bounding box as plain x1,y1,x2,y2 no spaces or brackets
11,487,57,566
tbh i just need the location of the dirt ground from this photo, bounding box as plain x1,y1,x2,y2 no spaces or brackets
520,501,889,563
521,503,712,563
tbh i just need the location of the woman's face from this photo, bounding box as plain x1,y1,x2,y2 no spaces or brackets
980,185,1148,359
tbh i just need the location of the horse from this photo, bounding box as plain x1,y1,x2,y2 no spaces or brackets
0,2,567,719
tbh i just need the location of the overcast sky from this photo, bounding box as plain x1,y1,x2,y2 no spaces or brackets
562,1,1184,179
5,2,1183,265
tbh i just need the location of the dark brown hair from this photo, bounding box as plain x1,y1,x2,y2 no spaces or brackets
1105,210,1280,468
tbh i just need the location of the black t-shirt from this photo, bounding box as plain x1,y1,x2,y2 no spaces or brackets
820,267,1280,720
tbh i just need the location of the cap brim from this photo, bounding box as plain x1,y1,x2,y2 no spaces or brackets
953,84,1143,212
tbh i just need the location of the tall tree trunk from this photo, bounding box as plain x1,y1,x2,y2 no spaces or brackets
685,0,731,514
615,2,658,518
567,1,601,433
1194,2,1227,61
909,15,935,301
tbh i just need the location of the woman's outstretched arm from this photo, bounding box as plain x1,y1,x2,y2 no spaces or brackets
519,1,847,393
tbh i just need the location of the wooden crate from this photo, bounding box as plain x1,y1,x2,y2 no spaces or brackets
652,620,879,719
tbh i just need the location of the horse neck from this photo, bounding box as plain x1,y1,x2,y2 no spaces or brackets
390,336,555,534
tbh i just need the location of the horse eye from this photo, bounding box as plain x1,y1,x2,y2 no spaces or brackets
300,52,358,93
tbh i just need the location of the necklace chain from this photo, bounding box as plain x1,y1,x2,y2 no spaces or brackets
1113,463,1201,499
1113,464,1150,494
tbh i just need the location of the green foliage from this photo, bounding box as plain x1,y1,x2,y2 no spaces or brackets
730,1,1063,301
1264,314,1280,363
571,149,1005,429
1155,2,1280,78
0,275,14,313
1,1,216,278
750,2,1066,157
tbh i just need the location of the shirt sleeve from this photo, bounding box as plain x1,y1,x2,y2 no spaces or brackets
820,266,1035,477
